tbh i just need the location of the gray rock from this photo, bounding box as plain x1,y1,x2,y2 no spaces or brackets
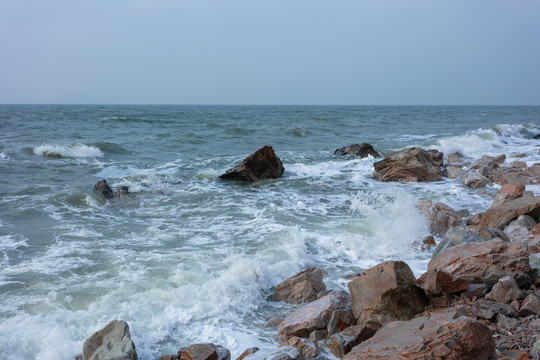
244,347,300,360
485,276,524,303
532,337,540,360
326,325,377,358
461,170,490,188
82,320,137,360
417,200,463,237
280,337,318,359
432,225,509,259
517,293,540,317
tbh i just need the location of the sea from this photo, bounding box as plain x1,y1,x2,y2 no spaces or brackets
0,105,539,360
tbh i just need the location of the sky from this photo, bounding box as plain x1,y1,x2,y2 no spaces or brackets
1,0,539,105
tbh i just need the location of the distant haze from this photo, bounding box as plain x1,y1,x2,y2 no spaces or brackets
1,0,539,105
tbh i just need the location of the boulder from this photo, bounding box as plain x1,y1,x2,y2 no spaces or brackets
219,145,284,181
504,215,536,243
488,164,540,185
428,149,444,167
243,347,300,360
491,182,526,207
461,170,490,188
326,310,356,338
517,293,540,317
273,268,326,304
94,179,115,200
326,325,377,358
417,200,463,237
432,225,509,259
342,309,495,360
280,337,318,359
479,195,540,229
496,313,518,331
466,213,483,226
333,143,380,158
529,235,540,254
347,261,428,329
237,348,259,360
445,165,466,179
484,276,524,303
372,147,443,182
82,320,138,360
447,152,465,164
426,239,531,289
470,300,516,320
177,344,230,360
468,154,506,177
278,290,350,343
417,268,468,295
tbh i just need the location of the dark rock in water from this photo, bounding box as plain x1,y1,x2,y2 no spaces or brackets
372,147,443,182
219,145,284,181
334,143,380,158
534,134,540,139
94,179,115,200
427,149,444,167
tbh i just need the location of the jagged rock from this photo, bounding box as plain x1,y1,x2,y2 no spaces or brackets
280,337,318,359
492,182,526,208
468,154,506,177
488,164,540,185
273,268,326,304
343,309,495,360
177,344,230,360
511,160,528,169
467,213,483,226
333,143,380,158
326,310,356,338
82,320,138,360
447,152,465,164
326,325,377,358
417,267,468,295
496,313,518,331
485,276,524,303
480,195,540,229
278,290,351,343
426,239,531,289
417,200,463,237
462,170,491,188
445,165,466,179
219,145,284,181
347,261,427,330
517,293,540,317
461,284,488,299
532,338,540,360
432,225,509,259
94,179,115,200
428,149,444,167
529,235,540,254
372,147,443,182
471,300,516,320
504,215,536,243
237,348,259,360
309,329,327,342
243,346,300,360
499,350,531,359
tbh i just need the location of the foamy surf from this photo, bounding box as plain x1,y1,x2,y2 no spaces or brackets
33,144,104,158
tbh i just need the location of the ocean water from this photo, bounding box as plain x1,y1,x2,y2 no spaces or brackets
0,105,539,360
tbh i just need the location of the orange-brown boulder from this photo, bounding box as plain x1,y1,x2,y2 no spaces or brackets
372,147,443,182
220,145,284,181
347,261,427,330
273,268,326,304
479,196,540,229
342,309,495,360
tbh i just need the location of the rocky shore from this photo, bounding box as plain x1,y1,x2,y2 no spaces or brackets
84,143,540,360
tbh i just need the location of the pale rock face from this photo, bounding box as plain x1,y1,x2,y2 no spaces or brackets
82,320,138,360
484,276,524,303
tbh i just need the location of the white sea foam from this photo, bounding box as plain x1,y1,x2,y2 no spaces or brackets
33,144,104,158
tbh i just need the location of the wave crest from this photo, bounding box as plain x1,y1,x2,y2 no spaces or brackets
33,144,104,158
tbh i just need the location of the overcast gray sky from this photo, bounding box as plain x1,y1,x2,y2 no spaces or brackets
1,0,539,105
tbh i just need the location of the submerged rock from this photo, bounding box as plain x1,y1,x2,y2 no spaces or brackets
334,143,380,158
372,147,443,182
82,320,138,360
94,179,129,200
220,145,284,181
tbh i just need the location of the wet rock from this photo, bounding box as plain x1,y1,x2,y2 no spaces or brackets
94,179,115,200
432,225,509,259
219,145,284,181
479,195,540,229
417,200,463,237
462,170,491,188
177,344,230,360
428,149,444,167
485,276,524,303
492,182,526,208
445,165,466,179
468,154,506,177
467,213,483,226
326,325,377,358
447,152,465,164
82,320,138,360
372,147,443,182
488,164,540,185
280,337,318,359
243,346,300,360
237,348,259,360
333,143,380,158
517,293,540,317
273,268,326,304
511,160,528,169
343,309,495,360
427,239,531,289
278,290,351,343
347,261,427,329
326,310,356,338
